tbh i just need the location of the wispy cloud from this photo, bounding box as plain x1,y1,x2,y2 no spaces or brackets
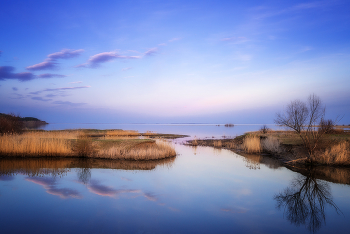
252,1,337,20
26,49,84,71
0,66,36,82
37,73,67,78
122,67,132,71
221,36,248,44
69,81,83,84
76,52,141,68
12,87,18,91
169,37,181,42
144,47,158,56
47,49,84,60
31,97,53,102
29,85,91,95
26,61,58,71
52,101,87,106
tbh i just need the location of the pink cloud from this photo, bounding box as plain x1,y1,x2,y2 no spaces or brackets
26,49,84,71
76,52,141,68
144,48,158,56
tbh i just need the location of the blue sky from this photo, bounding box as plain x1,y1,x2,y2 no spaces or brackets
1,0,349,124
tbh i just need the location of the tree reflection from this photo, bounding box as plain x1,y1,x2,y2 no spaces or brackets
274,168,342,233
77,167,91,184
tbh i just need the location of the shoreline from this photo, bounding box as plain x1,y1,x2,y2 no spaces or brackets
186,129,350,167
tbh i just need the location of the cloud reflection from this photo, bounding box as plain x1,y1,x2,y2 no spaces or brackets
221,207,248,214
86,180,159,202
26,177,82,199
87,180,140,198
0,175,14,181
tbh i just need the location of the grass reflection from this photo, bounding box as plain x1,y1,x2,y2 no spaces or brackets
0,157,176,177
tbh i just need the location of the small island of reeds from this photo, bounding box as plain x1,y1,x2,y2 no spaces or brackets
0,129,184,160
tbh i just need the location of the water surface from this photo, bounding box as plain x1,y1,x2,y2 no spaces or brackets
1,145,349,233
1,125,349,233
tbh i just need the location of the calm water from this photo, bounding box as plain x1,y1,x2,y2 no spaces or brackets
1,125,350,234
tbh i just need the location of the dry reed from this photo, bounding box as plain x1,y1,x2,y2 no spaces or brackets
96,140,176,160
241,136,262,153
213,140,222,148
0,133,74,157
0,130,176,160
223,141,236,149
314,142,350,165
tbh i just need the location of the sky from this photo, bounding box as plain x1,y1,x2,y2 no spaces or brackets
1,0,349,124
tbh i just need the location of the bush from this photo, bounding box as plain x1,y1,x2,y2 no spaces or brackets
261,136,281,154
260,125,270,134
0,113,24,135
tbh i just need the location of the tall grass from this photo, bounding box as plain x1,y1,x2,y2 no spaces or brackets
0,133,74,157
213,140,222,147
0,130,176,160
241,136,261,153
97,140,176,160
314,142,350,165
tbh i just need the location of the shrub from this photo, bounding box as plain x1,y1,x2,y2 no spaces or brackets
260,125,270,134
0,113,24,135
261,136,281,154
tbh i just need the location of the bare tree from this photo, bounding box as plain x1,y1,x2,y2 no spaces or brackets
275,94,335,162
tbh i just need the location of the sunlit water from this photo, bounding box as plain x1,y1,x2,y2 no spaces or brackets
1,125,349,234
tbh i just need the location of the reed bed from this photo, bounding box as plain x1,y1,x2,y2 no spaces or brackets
223,141,236,149
314,142,350,165
0,130,177,160
241,136,262,153
0,133,74,157
213,140,222,148
96,140,176,160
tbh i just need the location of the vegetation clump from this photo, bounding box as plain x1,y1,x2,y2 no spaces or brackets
0,113,24,135
0,129,177,160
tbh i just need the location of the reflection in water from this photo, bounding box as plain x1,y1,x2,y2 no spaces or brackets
26,177,82,199
274,168,342,233
237,152,282,170
243,154,261,170
0,157,175,178
77,167,91,184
